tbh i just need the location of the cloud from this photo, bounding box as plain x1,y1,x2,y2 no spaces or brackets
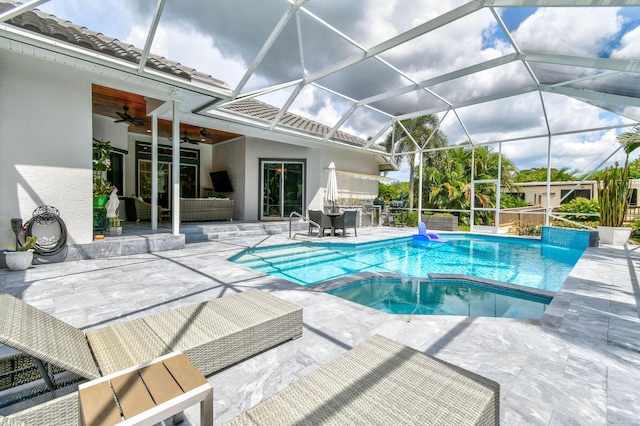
511,8,622,56
611,24,640,58
41,1,638,177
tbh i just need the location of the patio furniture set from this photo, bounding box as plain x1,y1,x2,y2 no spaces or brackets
0,289,500,425
308,210,358,237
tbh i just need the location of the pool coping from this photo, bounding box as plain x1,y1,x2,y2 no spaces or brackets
305,271,556,301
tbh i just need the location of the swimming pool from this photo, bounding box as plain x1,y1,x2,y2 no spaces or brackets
328,277,553,319
230,234,585,291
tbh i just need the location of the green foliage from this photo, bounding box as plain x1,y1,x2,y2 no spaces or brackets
382,114,448,209
93,138,113,172
631,217,640,238
378,182,400,204
500,193,528,209
557,197,599,222
598,164,630,227
93,138,114,198
514,167,578,182
509,221,541,236
395,211,419,227
596,126,640,227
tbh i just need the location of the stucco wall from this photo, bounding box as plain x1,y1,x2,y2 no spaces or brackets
1,51,93,253
210,137,245,220
212,137,379,221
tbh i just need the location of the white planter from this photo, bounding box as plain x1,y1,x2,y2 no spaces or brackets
109,226,122,236
597,226,632,245
4,250,34,271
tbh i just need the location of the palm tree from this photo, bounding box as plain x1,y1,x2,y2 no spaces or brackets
382,114,448,208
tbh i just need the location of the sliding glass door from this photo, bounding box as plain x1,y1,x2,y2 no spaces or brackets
261,160,305,219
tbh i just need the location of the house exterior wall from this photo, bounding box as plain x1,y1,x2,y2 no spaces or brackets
211,137,379,220
1,51,94,252
505,181,597,207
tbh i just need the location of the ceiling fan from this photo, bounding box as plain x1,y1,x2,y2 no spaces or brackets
180,131,200,144
114,106,148,126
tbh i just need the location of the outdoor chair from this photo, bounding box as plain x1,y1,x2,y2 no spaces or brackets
308,210,332,237
0,289,302,416
332,210,357,237
134,197,163,222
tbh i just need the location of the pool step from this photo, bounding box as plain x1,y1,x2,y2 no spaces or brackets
234,247,363,275
183,222,309,243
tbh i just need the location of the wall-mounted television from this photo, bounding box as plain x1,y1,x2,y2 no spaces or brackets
209,170,233,193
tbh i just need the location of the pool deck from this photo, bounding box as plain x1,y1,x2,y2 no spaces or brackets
1,226,639,424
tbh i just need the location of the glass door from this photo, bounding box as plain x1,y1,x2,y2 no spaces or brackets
261,160,304,219
139,160,171,209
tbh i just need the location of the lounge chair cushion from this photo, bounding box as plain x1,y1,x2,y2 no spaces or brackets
84,318,172,375
0,294,100,380
142,289,303,376
228,334,499,425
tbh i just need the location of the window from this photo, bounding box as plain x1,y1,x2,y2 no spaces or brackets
560,189,591,204
260,160,305,219
135,142,200,207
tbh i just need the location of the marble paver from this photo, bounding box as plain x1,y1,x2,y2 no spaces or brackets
1,227,639,425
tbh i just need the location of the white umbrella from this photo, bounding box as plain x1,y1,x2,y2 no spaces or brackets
325,162,338,213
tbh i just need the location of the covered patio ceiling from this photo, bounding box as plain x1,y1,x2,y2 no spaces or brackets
1,0,640,172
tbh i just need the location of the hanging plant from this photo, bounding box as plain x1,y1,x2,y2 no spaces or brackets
93,138,114,199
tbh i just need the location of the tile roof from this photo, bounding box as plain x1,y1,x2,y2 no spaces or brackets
1,1,384,152
221,98,377,149
0,1,229,90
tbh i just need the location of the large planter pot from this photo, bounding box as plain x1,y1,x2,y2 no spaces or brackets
4,250,34,271
597,226,632,245
93,195,108,209
422,215,458,231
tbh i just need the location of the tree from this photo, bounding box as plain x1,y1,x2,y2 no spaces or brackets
514,167,578,182
382,114,448,209
420,144,518,225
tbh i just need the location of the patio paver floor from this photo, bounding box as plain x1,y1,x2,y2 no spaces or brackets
1,227,639,425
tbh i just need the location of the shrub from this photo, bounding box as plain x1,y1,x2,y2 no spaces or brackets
509,220,541,236
557,197,599,222
631,217,640,238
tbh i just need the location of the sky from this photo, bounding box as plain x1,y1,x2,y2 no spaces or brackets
35,0,640,183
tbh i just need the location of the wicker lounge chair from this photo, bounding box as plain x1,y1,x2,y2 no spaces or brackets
228,334,500,425
2,335,499,426
0,289,302,414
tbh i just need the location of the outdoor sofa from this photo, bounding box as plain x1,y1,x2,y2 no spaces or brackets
0,289,302,424
180,197,234,221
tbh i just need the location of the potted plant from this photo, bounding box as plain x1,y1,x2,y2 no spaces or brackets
109,213,122,236
93,138,114,209
4,235,37,271
597,126,640,245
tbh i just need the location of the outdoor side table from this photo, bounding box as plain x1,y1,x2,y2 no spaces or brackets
78,352,213,426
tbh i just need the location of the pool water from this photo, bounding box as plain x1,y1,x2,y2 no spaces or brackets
230,234,584,291
328,278,552,319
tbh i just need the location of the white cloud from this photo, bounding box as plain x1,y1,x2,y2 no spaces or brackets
611,24,640,58
512,8,622,56
126,25,248,88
